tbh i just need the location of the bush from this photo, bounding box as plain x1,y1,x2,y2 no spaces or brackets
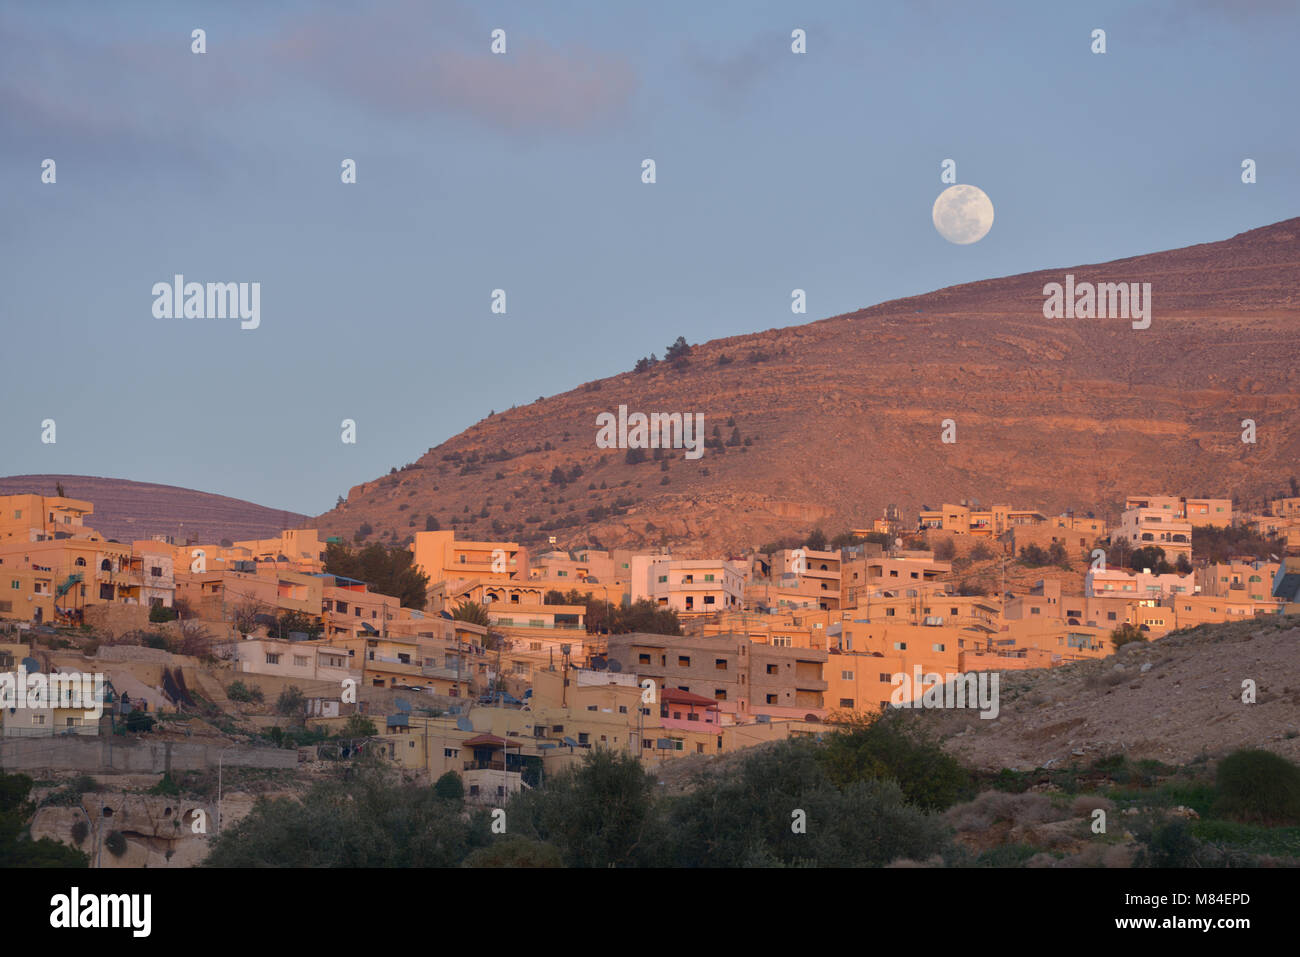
1110,623,1146,651
275,686,306,717
148,604,176,623
433,771,465,803
342,714,377,738
816,712,972,812
104,830,127,857
70,820,89,845
1214,749,1300,825
226,681,264,704
125,709,154,733
463,836,563,868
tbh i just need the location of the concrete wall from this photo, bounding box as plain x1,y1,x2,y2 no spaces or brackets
0,737,297,773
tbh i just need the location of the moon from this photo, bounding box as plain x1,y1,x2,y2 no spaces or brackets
932,184,994,245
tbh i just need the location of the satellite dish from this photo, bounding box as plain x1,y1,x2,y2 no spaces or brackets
395,697,411,713
456,716,473,732
607,659,623,673
21,657,41,674
591,657,607,671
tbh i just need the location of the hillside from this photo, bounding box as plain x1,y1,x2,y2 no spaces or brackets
918,615,1300,771
0,475,307,544
317,218,1300,555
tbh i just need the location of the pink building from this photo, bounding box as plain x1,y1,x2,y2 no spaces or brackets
659,688,721,730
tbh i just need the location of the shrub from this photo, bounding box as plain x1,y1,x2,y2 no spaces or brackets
70,820,89,845
148,604,176,623
932,538,956,561
1214,749,1300,825
275,686,306,717
226,681,263,703
104,830,127,858
433,771,465,803
464,836,562,868
125,709,154,733
1110,622,1146,651
816,712,972,812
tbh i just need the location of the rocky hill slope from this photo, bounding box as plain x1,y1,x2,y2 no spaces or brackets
317,218,1300,555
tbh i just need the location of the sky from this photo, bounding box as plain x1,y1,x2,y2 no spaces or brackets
1,0,1296,515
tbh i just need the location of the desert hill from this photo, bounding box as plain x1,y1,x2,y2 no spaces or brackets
317,218,1300,555
0,474,307,544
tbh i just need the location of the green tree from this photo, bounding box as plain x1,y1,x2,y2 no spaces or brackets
276,685,306,718
205,761,489,867
816,712,972,812
433,771,465,803
325,541,430,610
452,600,491,627
506,750,661,868
665,737,952,867
0,773,90,867
341,714,377,738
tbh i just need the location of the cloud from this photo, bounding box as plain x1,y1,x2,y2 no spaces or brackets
268,1,638,132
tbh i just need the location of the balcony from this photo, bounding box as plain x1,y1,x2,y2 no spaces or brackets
464,759,521,772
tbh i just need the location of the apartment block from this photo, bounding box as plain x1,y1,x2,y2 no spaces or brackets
630,556,746,617
607,631,827,721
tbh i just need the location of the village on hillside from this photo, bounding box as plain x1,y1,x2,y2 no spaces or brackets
3,488,1299,851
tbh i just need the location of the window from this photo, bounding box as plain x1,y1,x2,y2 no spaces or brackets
766,694,778,704
840,698,855,708
266,654,281,665
704,574,715,582
151,566,163,578
841,670,854,680
639,653,651,664
893,642,907,651
8,581,16,590
715,658,727,670
678,656,691,667
294,656,309,667
879,673,891,682
766,664,778,675
658,575,668,583
932,643,945,652
714,689,726,701
1031,607,1040,615
578,733,589,744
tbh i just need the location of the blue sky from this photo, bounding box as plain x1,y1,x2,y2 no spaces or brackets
1,0,1296,514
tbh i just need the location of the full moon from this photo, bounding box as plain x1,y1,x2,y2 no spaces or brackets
932,184,994,245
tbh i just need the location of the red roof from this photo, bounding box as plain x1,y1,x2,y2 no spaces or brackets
661,688,720,708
